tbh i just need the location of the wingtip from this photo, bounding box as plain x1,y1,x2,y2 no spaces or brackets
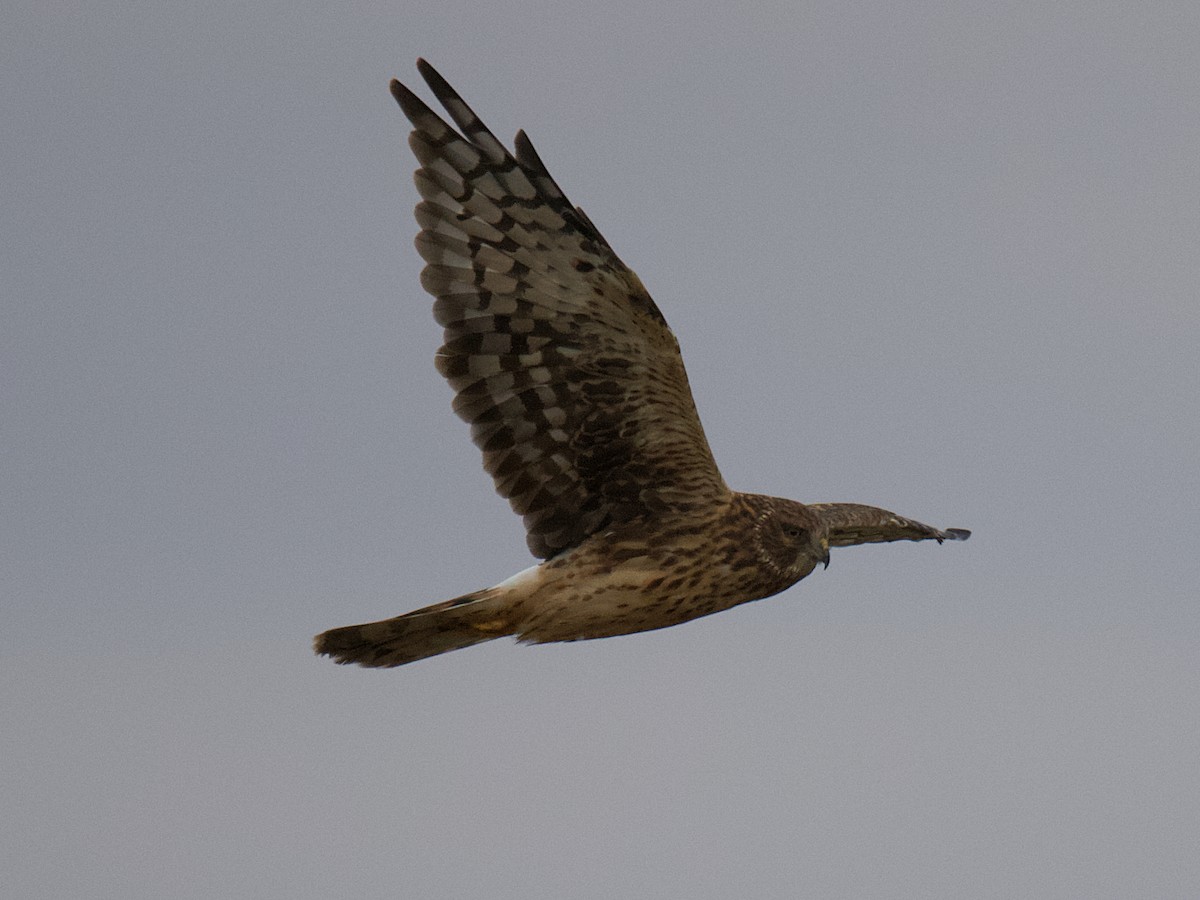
390,59,440,115
389,77,429,122
415,57,453,98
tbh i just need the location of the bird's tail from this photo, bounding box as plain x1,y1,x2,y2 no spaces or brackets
313,589,512,668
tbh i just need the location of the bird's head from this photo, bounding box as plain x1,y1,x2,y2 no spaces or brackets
753,497,830,583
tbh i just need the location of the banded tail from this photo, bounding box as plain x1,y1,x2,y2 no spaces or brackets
314,590,511,668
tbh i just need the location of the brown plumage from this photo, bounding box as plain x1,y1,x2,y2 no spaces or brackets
314,60,969,669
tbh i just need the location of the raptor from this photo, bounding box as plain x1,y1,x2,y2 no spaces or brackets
315,60,969,668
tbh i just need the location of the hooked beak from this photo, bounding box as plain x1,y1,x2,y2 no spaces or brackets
819,538,830,570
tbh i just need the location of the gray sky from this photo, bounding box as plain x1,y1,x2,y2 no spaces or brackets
5,1,1199,897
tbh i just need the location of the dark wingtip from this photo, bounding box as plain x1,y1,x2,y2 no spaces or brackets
312,631,331,657
943,528,971,541
388,60,437,115
389,78,422,116
415,58,455,100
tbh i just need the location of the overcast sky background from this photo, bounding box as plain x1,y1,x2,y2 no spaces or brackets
5,2,1199,898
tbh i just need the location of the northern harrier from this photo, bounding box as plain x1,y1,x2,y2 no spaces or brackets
315,60,969,668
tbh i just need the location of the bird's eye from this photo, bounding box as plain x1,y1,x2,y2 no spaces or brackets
785,527,805,538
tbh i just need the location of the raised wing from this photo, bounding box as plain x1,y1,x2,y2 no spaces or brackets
393,60,729,559
810,503,971,547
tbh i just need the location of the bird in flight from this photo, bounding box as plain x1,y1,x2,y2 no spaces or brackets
314,60,969,669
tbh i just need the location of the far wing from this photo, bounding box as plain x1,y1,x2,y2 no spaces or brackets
810,503,971,547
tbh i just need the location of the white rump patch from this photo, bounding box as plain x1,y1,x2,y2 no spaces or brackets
494,562,542,592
